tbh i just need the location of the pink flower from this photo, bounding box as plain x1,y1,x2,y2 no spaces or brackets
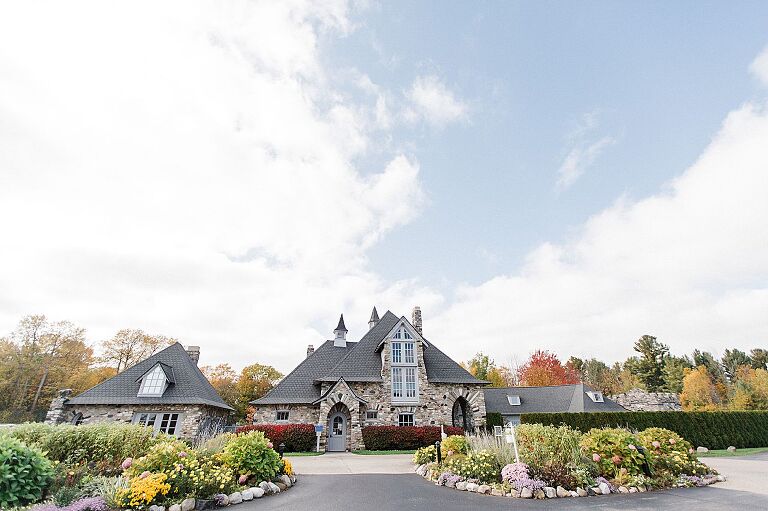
447,450,454,456
267,442,273,449
611,455,622,465
238,475,248,485
121,458,133,470
652,441,661,449
628,444,636,450
592,453,601,462
689,448,695,454
178,451,188,458
669,438,676,445
139,471,151,479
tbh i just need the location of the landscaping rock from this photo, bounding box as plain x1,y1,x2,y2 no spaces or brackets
556,486,568,498
589,487,599,496
618,486,629,493
169,505,181,511
534,489,546,499
598,482,611,495
268,482,281,494
181,499,196,511
629,487,638,493
258,481,270,493
697,446,709,453
149,506,165,511
275,482,287,492
727,446,737,452
279,475,292,488
477,484,491,494
576,488,587,497
569,491,578,497
465,482,479,492
544,487,556,498
241,490,253,501
455,481,468,491
228,492,242,505
290,475,297,484
716,474,727,482
214,494,228,507
416,464,427,476
520,487,533,499
638,485,647,492
509,490,520,498
250,487,265,498
491,489,504,497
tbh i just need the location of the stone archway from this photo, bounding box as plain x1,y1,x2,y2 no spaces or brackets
326,402,352,452
452,396,472,430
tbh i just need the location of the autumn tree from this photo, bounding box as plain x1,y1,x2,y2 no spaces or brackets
100,329,176,372
730,367,768,410
517,350,579,387
201,364,239,409
680,366,720,411
721,348,752,382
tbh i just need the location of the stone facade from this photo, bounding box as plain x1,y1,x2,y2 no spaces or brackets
611,388,682,411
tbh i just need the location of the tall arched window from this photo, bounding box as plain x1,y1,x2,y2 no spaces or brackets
391,326,417,403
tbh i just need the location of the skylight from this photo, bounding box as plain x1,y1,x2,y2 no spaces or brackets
507,395,521,406
586,391,604,403
138,364,168,397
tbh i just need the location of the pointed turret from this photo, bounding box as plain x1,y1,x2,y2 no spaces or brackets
368,307,379,330
333,314,347,347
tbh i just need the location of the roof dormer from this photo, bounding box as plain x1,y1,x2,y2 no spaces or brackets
137,363,173,397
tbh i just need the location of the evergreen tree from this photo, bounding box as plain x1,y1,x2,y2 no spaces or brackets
721,348,752,382
631,335,669,392
663,355,693,393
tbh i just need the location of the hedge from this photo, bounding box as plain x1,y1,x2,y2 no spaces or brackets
521,411,768,450
235,424,315,452
485,412,503,429
361,425,464,450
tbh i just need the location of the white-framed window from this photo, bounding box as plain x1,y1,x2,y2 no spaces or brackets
392,367,403,398
398,413,414,427
586,391,604,403
138,365,168,397
405,367,417,399
276,410,289,422
507,395,521,406
366,410,378,420
133,412,180,435
391,326,418,403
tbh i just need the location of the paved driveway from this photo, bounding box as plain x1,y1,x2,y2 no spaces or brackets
288,452,413,474
241,452,768,511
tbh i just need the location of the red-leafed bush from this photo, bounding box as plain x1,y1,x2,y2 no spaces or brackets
235,424,316,452
361,426,464,450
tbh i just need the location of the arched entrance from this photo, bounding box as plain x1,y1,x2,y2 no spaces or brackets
452,397,472,430
326,403,351,452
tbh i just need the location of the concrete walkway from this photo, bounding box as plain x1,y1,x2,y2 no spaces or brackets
287,452,413,474
701,452,768,496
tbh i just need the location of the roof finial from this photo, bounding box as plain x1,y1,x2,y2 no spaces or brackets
368,306,379,330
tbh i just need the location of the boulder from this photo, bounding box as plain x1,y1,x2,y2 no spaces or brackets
241,490,253,501
416,464,427,476
258,481,271,493
267,482,281,494
169,505,182,511
477,484,491,494
214,494,229,507
727,446,737,452
279,475,292,488
588,487,599,496
520,487,533,499
509,490,520,498
618,486,629,494
716,474,727,482
598,482,611,495
455,481,468,491
181,499,195,511
569,491,578,497
275,482,287,492
250,487,265,498
228,492,243,505
544,487,556,498
629,487,638,493
290,475,297,484
534,489,546,499
576,488,587,497
465,482,479,492
697,446,709,453
556,486,568,498
491,489,504,497
149,506,165,511
638,485,647,492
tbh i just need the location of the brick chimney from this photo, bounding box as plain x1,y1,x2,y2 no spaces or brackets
307,344,315,358
412,306,422,336
186,345,200,365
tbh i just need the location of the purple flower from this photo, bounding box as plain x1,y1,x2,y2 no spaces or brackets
33,497,110,511
592,453,601,462
139,470,151,479
501,462,545,491
179,451,188,458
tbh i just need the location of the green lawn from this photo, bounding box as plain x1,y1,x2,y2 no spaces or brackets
284,451,324,456
697,447,768,458
352,449,416,455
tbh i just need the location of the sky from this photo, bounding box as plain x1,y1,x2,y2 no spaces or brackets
1,1,767,373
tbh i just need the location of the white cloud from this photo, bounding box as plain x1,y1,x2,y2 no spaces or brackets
556,113,614,190
750,45,768,86
404,75,468,127
0,0,429,371
434,100,768,365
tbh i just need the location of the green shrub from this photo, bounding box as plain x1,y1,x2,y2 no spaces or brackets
637,427,711,476
413,445,436,465
440,435,469,456
9,423,161,466
580,428,646,478
442,450,498,483
0,436,54,509
221,430,282,482
466,430,517,467
521,411,768,449
515,423,583,469
485,412,503,429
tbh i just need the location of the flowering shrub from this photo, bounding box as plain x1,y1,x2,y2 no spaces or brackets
637,427,712,477
500,462,545,491
516,423,583,469
440,435,469,457
361,426,463,450
580,428,646,478
32,496,110,511
235,424,315,452
221,430,282,483
413,445,437,465
443,450,498,483
282,458,294,476
0,436,54,509
436,472,464,487
116,472,170,509
124,440,192,480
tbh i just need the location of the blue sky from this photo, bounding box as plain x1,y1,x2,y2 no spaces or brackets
1,1,767,372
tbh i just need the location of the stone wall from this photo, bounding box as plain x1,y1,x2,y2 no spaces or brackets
611,388,682,411
250,404,320,425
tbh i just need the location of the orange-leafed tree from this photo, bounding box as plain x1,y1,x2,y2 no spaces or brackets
680,365,720,411
517,350,580,386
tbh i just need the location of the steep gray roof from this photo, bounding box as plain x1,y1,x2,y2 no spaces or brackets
252,309,484,405
67,343,233,410
483,384,626,415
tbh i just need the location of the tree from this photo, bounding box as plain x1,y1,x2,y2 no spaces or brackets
750,348,768,370
486,365,516,387
580,358,614,394
631,335,669,392
465,353,493,381
663,355,693,394
234,363,283,418
517,350,580,387
100,329,176,372
680,366,719,411
721,348,752,382
730,367,768,410
201,364,239,409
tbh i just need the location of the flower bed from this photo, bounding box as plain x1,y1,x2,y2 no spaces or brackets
1,425,299,510
413,426,724,499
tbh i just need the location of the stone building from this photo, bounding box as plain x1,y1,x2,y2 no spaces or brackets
251,307,488,451
611,388,682,411
46,343,233,439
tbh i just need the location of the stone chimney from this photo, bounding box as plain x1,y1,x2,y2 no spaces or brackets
368,306,380,330
307,344,315,358
412,306,422,336
45,389,72,425
333,314,348,347
186,345,200,365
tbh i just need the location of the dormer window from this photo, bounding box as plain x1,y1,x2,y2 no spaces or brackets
507,395,521,406
138,364,168,397
587,391,604,403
